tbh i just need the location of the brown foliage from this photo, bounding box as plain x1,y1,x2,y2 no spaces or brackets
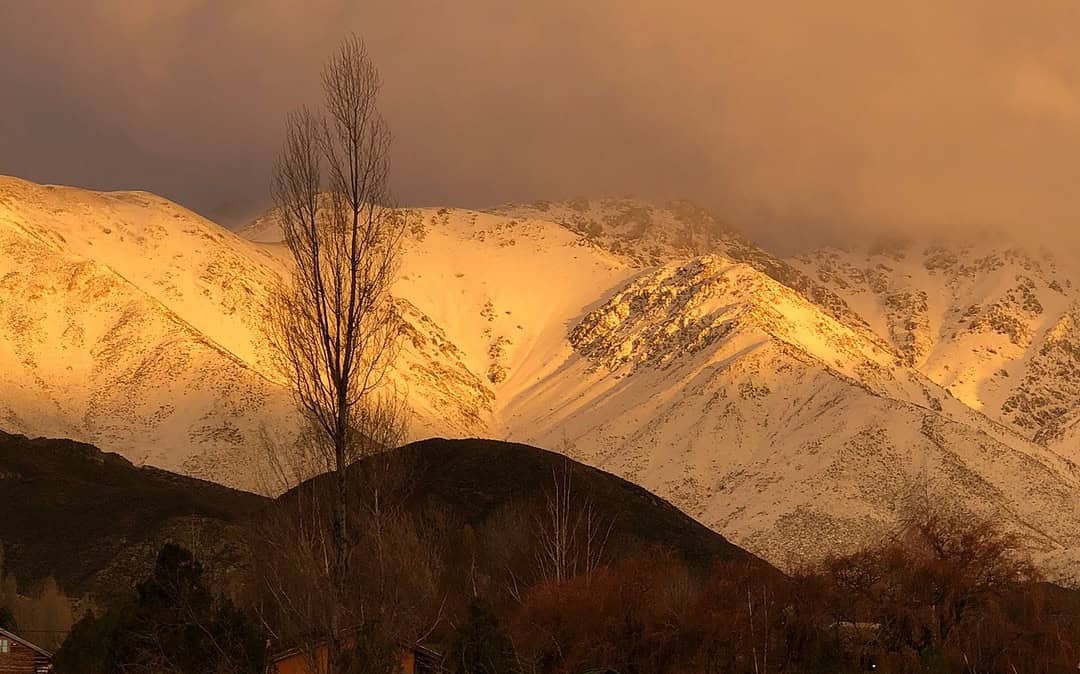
511,549,693,674
820,501,1072,673
252,454,441,674
499,499,1080,674
246,452,1080,674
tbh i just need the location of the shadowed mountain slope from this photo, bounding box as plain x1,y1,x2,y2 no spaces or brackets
0,433,760,604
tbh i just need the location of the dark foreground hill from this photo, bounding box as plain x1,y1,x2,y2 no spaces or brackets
0,430,267,602
365,437,759,569
0,432,762,605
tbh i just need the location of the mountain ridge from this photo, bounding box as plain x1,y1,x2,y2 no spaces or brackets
3,175,1079,577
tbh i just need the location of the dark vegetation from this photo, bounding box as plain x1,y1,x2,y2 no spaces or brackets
249,438,768,674
352,438,757,570
6,433,1080,672
0,433,753,603
0,430,265,601
53,543,266,674
250,439,1080,673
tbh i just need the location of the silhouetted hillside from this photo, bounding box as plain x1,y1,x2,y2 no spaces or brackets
288,437,765,572
0,430,266,602
0,432,764,606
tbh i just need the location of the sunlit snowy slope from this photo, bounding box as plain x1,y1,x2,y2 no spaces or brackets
3,178,1079,573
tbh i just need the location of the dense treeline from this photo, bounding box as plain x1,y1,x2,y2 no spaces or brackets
484,504,1080,674
52,462,1080,673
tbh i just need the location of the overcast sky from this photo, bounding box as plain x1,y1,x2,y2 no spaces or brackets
2,1,1080,254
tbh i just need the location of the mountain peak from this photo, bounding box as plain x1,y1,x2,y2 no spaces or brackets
4,176,1080,578
488,196,744,266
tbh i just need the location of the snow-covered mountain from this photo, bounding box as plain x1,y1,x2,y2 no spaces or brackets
792,243,1080,452
4,178,1080,575
0,177,486,482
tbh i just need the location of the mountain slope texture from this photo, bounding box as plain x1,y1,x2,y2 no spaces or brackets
2,176,1079,576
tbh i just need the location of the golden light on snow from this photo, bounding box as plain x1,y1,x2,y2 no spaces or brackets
3,177,1079,572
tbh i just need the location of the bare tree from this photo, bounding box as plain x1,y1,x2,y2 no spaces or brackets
260,34,409,674
534,458,613,587
823,496,1036,670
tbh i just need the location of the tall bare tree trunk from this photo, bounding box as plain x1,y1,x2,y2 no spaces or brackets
535,458,613,587
264,34,407,674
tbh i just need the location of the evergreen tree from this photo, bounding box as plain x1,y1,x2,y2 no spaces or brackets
53,544,265,674
449,599,517,674
52,609,126,674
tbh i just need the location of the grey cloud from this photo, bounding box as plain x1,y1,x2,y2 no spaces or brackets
2,0,1079,255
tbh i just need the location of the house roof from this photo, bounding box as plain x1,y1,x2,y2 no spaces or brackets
0,627,54,658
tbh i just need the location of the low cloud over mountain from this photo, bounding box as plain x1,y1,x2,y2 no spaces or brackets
3,1,1080,255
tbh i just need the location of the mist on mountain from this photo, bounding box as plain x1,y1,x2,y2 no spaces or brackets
3,1,1080,256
